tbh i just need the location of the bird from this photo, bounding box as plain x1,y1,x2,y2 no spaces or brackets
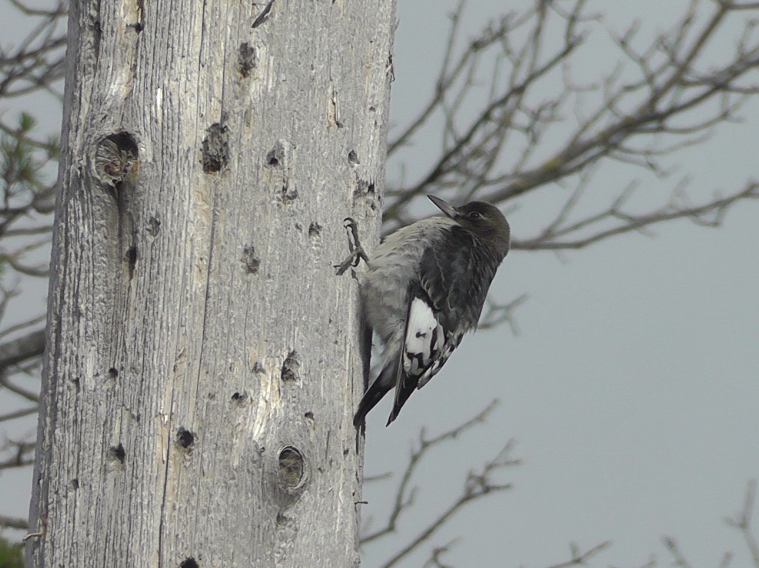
354,195,511,427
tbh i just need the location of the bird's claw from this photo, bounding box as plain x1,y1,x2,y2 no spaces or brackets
335,217,369,275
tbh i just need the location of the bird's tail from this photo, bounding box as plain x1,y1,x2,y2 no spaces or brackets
386,374,416,426
353,358,398,427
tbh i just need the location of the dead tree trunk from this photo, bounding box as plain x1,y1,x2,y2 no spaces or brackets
27,1,394,566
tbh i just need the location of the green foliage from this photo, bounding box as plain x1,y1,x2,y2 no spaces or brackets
1,112,52,195
0,112,59,281
0,536,23,568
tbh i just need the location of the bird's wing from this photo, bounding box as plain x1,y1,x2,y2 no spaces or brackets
387,287,439,425
387,227,494,424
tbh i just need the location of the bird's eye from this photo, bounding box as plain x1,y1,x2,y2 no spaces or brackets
468,211,482,219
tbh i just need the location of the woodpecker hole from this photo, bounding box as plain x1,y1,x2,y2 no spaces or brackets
94,131,139,187
109,443,126,464
180,559,199,568
126,246,137,278
147,216,161,237
201,122,229,173
107,131,139,156
348,150,359,165
108,368,119,380
281,180,298,202
176,428,195,451
241,245,260,274
308,221,322,241
355,178,376,197
71,478,80,490
278,446,305,489
231,391,248,406
281,350,300,382
304,411,314,421
265,141,287,168
237,42,258,77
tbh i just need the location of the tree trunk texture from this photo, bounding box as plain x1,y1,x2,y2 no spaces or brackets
28,1,394,566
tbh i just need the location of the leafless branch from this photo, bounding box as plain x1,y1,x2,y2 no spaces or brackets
0,406,37,423
662,537,695,568
361,400,500,544
364,471,394,483
384,0,759,255
478,293,529,331
0,0,57,531
726,480,759,567
422,539,459,568
658,481,759,568
544,540,612,568
360,401,519,568
0,328,45,369
0,329,44,407
663,536,733,568
513,181,759,250
0,374,39,403
0,513,28,530
0,437,35,470
1,247,51,277
0,315,45,341
0,0,67,102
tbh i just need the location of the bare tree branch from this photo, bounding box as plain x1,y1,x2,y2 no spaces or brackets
0,315,45,341
0,406,37,423
0,0,58,534
0,328,45,369
726,480,759,567
544,541,612,568
0,0,67,102
478,293,528,331
383,0,759,256
513,181,759,250
361,400,501,544
360,402,520,568
422,539,459,568
0,513,28,530
0,373,39,403
0,437,35,471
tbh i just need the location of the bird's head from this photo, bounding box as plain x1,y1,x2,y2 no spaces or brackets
428,195,511,259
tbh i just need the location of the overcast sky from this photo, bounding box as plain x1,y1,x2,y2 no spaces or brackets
361,1,759,567
1,1,758,567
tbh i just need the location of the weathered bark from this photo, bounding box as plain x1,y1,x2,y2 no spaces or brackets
28,1,394,566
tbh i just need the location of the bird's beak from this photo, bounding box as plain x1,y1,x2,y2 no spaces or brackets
427,195,458,219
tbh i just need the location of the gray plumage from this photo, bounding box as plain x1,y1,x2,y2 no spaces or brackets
354,195,511,427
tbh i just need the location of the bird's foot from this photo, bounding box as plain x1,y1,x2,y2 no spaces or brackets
334,217,369,275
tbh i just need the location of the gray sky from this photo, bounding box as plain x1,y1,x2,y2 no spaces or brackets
361,1,759,567
1,1,758,567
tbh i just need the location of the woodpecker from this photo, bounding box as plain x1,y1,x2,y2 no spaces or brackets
354,195,511,427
